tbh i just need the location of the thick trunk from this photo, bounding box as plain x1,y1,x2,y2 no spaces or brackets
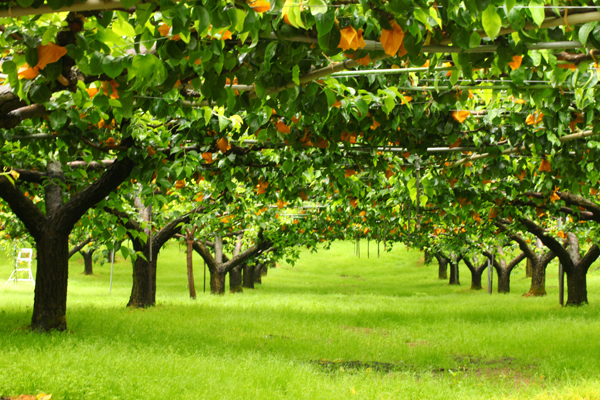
229,265,243,293
437,256,448,280
566,268,588,306
449,258,459,285
81,250,94,275
525,259,547,297
127,246,157,307
254,263,263,284
261,263,269,276
243,264,255,289
496,268,510,293
210,268,226,294
526,258,533,278
31,229,69,331
470,269,483,290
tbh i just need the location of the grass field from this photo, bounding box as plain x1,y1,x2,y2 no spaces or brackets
1,241,600,399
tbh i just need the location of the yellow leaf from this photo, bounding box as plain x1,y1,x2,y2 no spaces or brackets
36,42,68,70
379,21,405,57
202,152,213,163
249,0,270,13
217,138,229,153
174,180,186,189
276,120,291,134
158,23,171,37
17,64,39,79
338,26,366,51
451,110,470,123
508,55,522,70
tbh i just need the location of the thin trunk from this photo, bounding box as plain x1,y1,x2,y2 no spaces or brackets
186,234,196,299
80,249,94,275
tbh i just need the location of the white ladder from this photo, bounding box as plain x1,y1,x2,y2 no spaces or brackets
5,248,35,286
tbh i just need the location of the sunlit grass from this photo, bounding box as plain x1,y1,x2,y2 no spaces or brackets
1,241,600,399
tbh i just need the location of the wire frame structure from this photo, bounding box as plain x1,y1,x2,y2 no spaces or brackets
5,248,35,286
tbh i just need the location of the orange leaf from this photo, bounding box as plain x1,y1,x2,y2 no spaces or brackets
539,159,551,173
489,208,498,220
277,199,288,209
299,191,308,201
332,100,342,108
380,21,405,57
350,198,358,208
276,120,291,134
516,170,526,181
217,138,229,153
36,42,67,70
86,87,99,98
174,180,186,189
315,138,328,148
147,146,156,156
370,120,380,130
344,168,356,178
355,54,371,66
508,55,523,70
449,138,462,148
451,110,470,123
338,26,366,51
202,152,213,163
158,23,171,37
385,167,394,180
557,230,566,239
471,211,482,223
17,64,39,79
550,191,560,203
449,178,458,188
249,0,270,13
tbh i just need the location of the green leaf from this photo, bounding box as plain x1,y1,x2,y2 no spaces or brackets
505,0,516,13
309,0,327,15
49,110,67,130
112,13,136,38
469,32,481,48
315,9,335,37
101,55,124,79
529,1,545,27
25,47,38,69
292,65,300,85
263,42,277,72
132,54,157,78
120,0,139,8
579,23,595,47
46,0,66,10
42,26,58,45
17,0,34,7
29,84,52,104
282,160,293,174
481,4,502,41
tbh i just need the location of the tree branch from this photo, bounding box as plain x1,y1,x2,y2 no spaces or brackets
0,176,45,240
519,217,574,272
68,237,93,258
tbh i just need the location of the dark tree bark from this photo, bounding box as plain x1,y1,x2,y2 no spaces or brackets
68,237,92,259
254,262,263,284
434,252,449,279
229,235,243,293
461,254,489,290
496,223,556,297
0,147,135,331
185,228,197,299
109,201,204,307
520,218,600,305
526,258,533,278
192,231,272,295
483,246,526,294
449,255,460,285
243,264,255,289
80,249,95,275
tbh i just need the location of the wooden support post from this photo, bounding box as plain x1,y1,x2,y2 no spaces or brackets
487,252,492,294
558,218,564,306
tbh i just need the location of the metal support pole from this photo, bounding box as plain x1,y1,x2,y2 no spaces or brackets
109,241,115,295
487,252,492,294
415,159,421,229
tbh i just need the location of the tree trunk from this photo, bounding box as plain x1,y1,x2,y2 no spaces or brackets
210,268,226,294
496,268,510,293
186,237,196,299
525,259,547,296
80,249,94,275
470,268,483,290
243,264,255,289
31,229,69,331
229,265,243,293
437,255,448,280
526,258,533,278
127,249,156,307
449,257,459,285
566,267,588,306
254,263,263,284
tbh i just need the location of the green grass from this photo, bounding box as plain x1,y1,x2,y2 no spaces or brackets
1,241,600,399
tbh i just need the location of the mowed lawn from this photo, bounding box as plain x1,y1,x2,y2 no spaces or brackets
1,241,600,399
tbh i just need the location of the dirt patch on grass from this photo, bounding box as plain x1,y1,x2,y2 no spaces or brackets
406,340,429,347
340,275,363,279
